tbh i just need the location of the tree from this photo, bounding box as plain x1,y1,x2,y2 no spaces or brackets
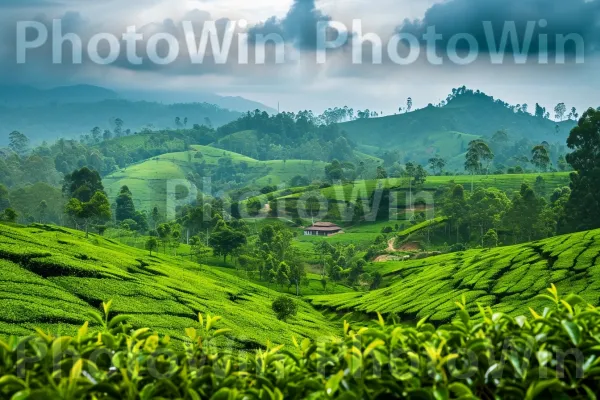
406,97,413,113
150,207,162,230
503,184,545,242
534,103,546,119
114,118,124,137
2,208,17,223
115,186,136,222
8,131,29,156
482,229,498,248
288,263,306,296
156,223,172,253
190,236,211,264
564,108,600,231
0,184,10,212
428,157,446,176
271,296,297,321
91,127,101,143
531,145,551,172
465,140,494,191
145,237,158,256
63,167,105,203
65,191,111,237
209,225,247,263
569,107,579,121
441,183,468,243
554,103,567,121
37,200,48,223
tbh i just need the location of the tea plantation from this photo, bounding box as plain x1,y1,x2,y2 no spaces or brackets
0,223,338,347
309,229,600,321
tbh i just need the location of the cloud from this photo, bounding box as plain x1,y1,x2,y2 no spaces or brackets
0,0,60,7
396,0,600,56
249,0,331,50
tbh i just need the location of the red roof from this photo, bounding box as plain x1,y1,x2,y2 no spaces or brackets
305,222,342,232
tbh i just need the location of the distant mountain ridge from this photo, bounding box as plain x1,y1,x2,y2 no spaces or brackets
0,84,120,107
0,84,275,114
0,84,275,145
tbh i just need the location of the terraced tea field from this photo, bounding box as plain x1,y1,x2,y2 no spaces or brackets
309,229,600,321
103,145,328,214
0,223,338,347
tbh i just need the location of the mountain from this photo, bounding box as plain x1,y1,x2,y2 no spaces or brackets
0,84,275,114
338,90,577,163
0,101,242,145
0,84,120,107
120,89,276,114
0,84,275,145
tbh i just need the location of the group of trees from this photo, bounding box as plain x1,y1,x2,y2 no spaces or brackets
213,110,358,162
63,167,111,237
439,180,570,246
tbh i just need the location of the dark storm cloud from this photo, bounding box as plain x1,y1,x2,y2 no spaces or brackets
249,0,331,50
397,0,600,55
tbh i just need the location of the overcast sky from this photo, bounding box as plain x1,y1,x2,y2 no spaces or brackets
1,0,599,114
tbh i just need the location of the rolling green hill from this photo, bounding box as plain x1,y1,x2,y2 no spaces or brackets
103,145,328,214
0,223,338,348
309,228,600,322
339,91,576,166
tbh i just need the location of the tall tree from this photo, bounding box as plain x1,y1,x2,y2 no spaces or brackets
564,108,600,231
406,97,413,113
428,157,446,176
115,185,136,222
465,140,494,191
65,191,111,237
63,167,104,203
209,223,247,263
531,145,551,172
554,103,567,121
8,131,29,157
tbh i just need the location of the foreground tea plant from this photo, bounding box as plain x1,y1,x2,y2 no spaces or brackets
1,285,600,399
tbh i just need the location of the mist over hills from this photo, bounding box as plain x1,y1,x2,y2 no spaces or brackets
0,84,275,145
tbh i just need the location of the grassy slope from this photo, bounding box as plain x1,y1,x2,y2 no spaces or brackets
280,172,571,203
103,145,328,212
0,223,338,347
309,229,600,322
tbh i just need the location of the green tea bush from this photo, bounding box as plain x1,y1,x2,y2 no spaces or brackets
1,286,600,399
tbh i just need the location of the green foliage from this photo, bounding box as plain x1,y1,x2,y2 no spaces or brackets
0,223,337,346
115,185,136,222
1,208,17,223
564,108,600,231
482,228,498,248
2,287,600,399
271,296,298,321
145,237,158,255
310,229,600,322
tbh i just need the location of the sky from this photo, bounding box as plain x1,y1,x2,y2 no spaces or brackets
1,0,599,114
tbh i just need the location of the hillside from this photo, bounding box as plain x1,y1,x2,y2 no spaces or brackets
103,145,329,214
339,91,576,165
309,228,600,321
275,172,571,211
0,223,338,347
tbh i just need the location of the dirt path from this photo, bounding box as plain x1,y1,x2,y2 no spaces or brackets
387,238,396,252
387,238,421,252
